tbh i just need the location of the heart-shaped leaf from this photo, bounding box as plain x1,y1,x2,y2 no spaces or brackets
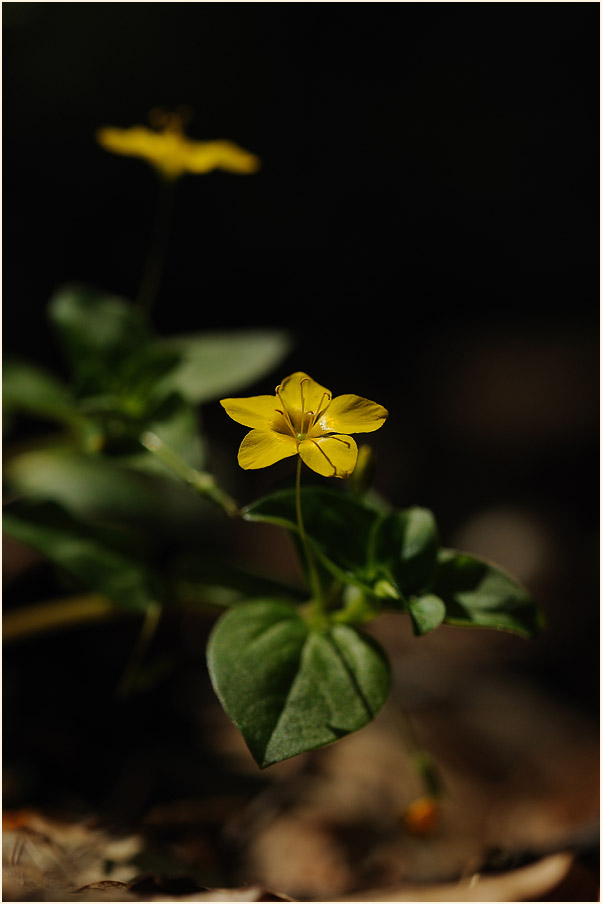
207,599,390,767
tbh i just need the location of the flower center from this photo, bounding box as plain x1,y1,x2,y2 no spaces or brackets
274,379,332,442
148,107,190,135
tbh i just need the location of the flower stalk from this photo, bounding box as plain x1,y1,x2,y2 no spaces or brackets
96,109,261,317
295,457,324,612
117,600,162,697
136,175,177,316
140,431,239,517
395,705,445,799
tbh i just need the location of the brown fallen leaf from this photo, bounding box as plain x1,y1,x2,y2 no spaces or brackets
2,810,142,902
51,883,295,902
332,852,575,901
75,879,132,893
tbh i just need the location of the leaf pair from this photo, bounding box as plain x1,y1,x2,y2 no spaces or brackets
243,486,542,639
207,485,543,767
4,285,290,463
3,284,293,626
3,495,391,769
49,286,291,409
4,285,291,517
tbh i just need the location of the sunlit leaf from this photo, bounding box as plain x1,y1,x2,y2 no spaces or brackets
207,599,390,766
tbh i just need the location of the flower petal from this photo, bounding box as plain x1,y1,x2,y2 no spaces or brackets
298,435,358,479
278,372,332,422
97,127,260,179
97,125,162,159
184,140,261,174
221,395,279,430
238,430,298,470
317,394,388,435
96,126,186,179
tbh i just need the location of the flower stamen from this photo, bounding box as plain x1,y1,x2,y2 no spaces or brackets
299,378,310,407
299,378,309,424
275,387,297,437
311,391,332,429
298,378,317,436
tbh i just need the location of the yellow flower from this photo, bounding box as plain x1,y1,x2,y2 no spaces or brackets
221,372,388,479
96,110,260,180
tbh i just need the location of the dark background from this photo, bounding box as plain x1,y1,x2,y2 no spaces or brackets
3,2,599,821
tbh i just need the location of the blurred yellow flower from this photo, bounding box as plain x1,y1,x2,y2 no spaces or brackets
221,372,388,479
96,110,260,180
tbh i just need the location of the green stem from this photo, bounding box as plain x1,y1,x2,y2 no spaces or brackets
140,431,239,517
3,592,231,645
396,705,444,798
295,458,324,610
136,175,177,317
117,601,162,697
331,586,381,625
2,593,125,642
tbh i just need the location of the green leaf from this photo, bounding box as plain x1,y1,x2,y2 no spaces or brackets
5,448,167,521
2,499,159,612
125,394,207,475
371,507,439,596
433,549,543,638
4,447,215,543
407,594,447,636
48,285,149,389
118,346,183,411
147,395,205,468
244,487,381,590
3,359,76,425
175,556,304,608
245,491,440,608
207,600,390,767
155,330,292,404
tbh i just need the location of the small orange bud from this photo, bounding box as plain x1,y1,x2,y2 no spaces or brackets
403,795,440,836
